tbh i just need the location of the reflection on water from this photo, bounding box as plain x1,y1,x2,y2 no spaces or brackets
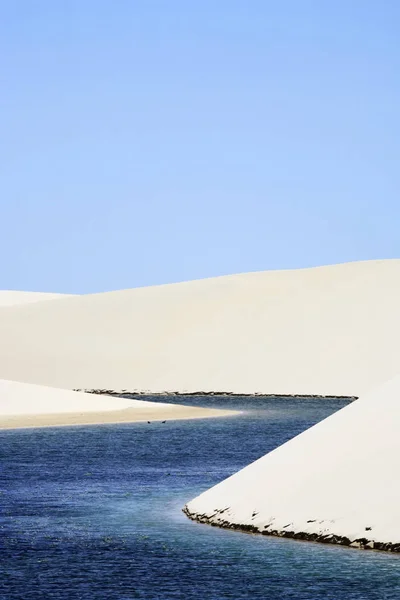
2,396,399,599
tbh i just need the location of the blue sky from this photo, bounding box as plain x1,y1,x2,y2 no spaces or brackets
1,1,399,293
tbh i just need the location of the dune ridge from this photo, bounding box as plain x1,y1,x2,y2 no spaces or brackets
0,291,74,307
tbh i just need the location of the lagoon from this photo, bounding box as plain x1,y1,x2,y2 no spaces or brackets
2,396,399,600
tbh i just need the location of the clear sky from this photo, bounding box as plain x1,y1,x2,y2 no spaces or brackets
1,1,399,293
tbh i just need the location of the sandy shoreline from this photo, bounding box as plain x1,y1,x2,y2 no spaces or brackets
78,389,357,400
0,405,239,430
0,378,239,431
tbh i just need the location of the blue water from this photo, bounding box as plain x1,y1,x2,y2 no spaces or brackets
1,396,399,600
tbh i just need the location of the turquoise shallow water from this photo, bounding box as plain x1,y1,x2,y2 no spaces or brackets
1,396,399,599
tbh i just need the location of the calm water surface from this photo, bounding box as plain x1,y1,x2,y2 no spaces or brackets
1,396,399,599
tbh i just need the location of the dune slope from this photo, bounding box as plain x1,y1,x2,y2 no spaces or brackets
0,260,399,396
183,375,400,551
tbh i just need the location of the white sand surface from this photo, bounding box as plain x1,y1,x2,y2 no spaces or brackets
0,260,399,396
0,379,237,430
0,291,73,307
184,375,400,550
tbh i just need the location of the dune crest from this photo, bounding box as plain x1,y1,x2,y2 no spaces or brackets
0,291,74,307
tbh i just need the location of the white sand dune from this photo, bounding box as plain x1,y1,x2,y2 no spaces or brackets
0,379,237,429
184,375,400,551
0,291,73,307
0,259,399,396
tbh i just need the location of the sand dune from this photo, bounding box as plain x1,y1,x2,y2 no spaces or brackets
184,375,400,551
0,260,399,396
0,291,73,307
0,379,237,429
